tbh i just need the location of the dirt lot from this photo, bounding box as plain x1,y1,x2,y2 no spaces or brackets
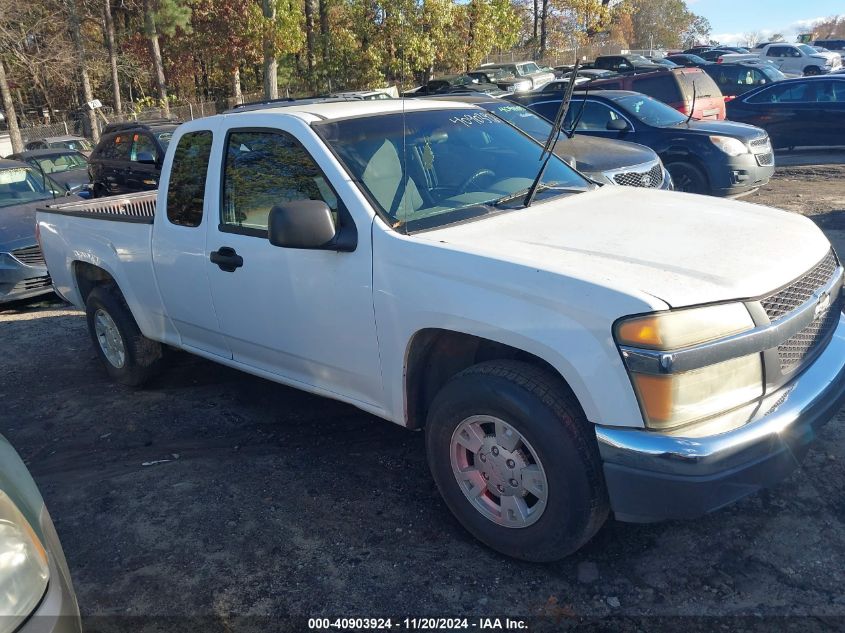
2,163,845,632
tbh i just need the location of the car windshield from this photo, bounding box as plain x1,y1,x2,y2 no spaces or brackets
50,138,92,151
614,94,689,127
0,166,59,208
316,109,589,232
480,102,553,142
34,153,87,173
798,44,819,56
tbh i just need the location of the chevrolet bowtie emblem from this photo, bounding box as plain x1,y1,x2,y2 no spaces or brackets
815,292,831,319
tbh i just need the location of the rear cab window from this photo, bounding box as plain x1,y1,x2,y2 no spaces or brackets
166,131,213,227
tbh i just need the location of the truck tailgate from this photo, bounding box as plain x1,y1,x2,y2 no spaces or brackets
36,192,166,338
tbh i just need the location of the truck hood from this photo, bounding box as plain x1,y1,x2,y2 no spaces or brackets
416,187,831,308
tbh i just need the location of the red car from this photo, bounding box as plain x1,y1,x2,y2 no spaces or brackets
576,67,726,120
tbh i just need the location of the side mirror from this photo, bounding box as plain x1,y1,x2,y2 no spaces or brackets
606,118,630,131
268,200,337,250
136,151,156,164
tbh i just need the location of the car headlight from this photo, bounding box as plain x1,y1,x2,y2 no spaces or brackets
709,135,749,156
509,80,531,92
615,303,764,429
0,491,49,633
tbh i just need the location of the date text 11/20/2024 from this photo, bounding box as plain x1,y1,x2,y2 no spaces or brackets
308,618,529,630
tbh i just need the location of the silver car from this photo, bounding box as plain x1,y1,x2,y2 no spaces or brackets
0,434,81,632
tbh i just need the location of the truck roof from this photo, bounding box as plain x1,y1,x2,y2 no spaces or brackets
224,98,477,122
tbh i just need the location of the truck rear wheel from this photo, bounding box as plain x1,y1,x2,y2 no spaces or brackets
85,286,162,387
425,360,609,561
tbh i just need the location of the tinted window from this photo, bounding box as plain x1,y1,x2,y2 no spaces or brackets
100,134,131,160
166,131,213,227
563,101,620,131
678,71,719,99
817,81,845,103
130,133,157,162
705,65,740,87
747,82,811,103
34,153,87,173
631,75,681,103
156,131,173,151
222,130,338,234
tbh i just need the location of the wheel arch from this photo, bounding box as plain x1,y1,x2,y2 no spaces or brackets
72,260,119,305
403,328,586,430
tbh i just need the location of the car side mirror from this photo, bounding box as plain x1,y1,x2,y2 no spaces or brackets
268,200,338,250
136,151,156,164
606,118,629,131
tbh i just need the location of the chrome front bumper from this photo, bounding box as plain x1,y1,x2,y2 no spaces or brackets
596,313,845,522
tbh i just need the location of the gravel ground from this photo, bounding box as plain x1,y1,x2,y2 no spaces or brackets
2,163,845,632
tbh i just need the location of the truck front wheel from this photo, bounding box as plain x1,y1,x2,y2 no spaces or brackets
425,360,609,561
85,286,162,387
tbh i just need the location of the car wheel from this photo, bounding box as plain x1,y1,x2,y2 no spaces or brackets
85,285,162,386
666,161,708,194
425,360,609,562
803,66,822,76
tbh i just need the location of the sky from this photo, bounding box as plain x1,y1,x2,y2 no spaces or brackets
687,0,842,45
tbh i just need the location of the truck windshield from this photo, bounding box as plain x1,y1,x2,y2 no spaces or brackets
316,109,590,232
0,167,58,208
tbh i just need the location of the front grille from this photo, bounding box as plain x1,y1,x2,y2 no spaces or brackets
612,162,663,188
11,245,46,267
761,250,838,321
778,292,844,372
10,275,52,293
756,152,774,167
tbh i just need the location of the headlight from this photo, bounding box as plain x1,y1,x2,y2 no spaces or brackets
616,303,754,350
616,303,763,429
0,491,49,633
709,135,749,156
629,354,763,429
509,80,531,92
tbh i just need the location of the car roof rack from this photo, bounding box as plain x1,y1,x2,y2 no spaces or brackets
102,118,180,134
225,95,367,113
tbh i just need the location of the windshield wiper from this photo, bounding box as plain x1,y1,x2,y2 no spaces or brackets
524,60,580,208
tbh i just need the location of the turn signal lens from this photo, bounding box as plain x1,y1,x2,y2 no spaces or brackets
615,303,754,350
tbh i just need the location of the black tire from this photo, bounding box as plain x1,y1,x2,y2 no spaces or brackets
804,66,821,76
425,360,609,562
85,285,162,387
666,161,709,194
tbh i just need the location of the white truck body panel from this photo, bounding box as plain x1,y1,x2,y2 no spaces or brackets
36,101,834,433
721,44,842,74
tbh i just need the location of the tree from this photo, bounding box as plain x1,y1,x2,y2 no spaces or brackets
142,0,191,116
64,0,100,142
743,30,763,47
0,60,23,153
629,0,699,49
682,15,711,48
103,0,122,114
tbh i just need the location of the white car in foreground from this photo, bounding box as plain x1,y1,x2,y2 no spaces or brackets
36,99,845,561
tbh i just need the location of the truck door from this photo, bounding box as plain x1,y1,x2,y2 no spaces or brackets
152,122,232,358
204,121,384,409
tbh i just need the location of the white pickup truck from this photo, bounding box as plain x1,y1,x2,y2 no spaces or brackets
720,43,842,75
36,98,845,561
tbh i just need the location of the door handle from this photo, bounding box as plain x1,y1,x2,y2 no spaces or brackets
210,247,244,272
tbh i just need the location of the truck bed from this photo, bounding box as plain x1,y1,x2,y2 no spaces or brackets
36,191,167,339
